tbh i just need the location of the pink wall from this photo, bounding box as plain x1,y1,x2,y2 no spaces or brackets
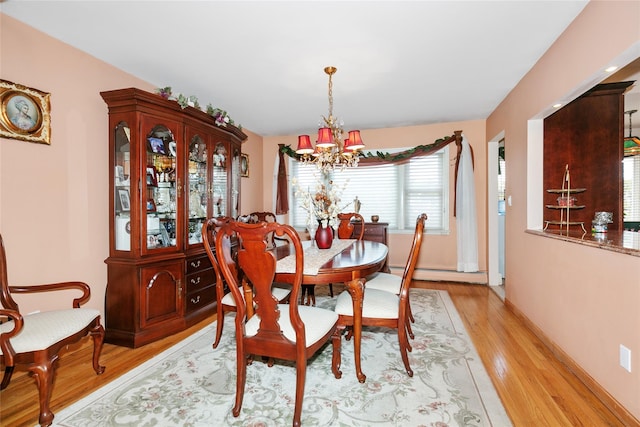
487,1,640,419
2,1,639,420
262,120,487,279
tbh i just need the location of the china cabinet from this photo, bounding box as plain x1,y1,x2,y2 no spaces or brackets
101,88,246,347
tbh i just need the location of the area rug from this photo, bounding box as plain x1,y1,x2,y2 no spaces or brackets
52,289,512,426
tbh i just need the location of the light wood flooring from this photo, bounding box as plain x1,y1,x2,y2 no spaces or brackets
0,281,630,426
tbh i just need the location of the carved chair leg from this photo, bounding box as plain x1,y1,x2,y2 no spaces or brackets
90,323,106,375
0,366,14,390
331,329,342,379
233,353,247,418
31,358,56,427
213,307,225,349
292,359,307,427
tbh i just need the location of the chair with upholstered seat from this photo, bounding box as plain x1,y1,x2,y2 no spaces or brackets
0,234,105,427
364,213,427,334
215,220,342,427
202,217,291,349
333,213,427,377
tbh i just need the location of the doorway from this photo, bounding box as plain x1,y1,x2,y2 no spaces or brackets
488,135,506,300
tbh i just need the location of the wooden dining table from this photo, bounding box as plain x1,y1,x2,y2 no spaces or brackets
273,239,389,383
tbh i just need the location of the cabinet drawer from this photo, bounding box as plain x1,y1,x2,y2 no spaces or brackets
186,268,215,293
186,285,216,313
186,254,212,274
364,226,385,238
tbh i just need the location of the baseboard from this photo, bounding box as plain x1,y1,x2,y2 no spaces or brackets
505,299,640,427
393,267,487,284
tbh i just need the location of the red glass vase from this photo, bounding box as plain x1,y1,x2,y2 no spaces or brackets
314,220,333,249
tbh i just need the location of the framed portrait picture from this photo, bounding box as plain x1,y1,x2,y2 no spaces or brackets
146,198,157,213
240,153,249,178
116,188,131,212
0,79,51,144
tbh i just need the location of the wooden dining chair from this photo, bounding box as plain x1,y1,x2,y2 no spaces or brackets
333,213,427,377
215,220,342,427
0,234,105,427
301,212,365,305
202,217,291,349
364,213,427,337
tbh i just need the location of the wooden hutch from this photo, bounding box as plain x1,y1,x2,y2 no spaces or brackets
101,88,246,347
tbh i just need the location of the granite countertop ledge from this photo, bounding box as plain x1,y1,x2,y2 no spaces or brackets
526,229,640,257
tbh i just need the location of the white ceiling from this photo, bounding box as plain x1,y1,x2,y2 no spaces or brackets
0,0,601,137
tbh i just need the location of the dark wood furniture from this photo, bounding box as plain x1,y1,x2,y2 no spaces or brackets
215,221,342,427
544,82,633,232
101,88,246,347
334,214,426,378
274,239,388,383
352,220,390,272
202,217,290,349
0,234,105,427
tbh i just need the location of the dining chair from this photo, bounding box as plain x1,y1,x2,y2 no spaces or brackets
301,212,365,305
333,213,427,377
364,213,427,335
0,234,105,427
215,220,342,427
202,217,291,349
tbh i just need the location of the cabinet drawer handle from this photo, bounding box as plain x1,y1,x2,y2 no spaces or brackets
190,277,201,285
190,260,201,269
190,295,201,304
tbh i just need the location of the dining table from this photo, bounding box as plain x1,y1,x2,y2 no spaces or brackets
273,238,389,383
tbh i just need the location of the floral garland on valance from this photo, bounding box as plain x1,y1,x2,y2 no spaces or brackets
278,131,463,165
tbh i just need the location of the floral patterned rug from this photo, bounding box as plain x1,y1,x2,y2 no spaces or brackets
53,289,512,426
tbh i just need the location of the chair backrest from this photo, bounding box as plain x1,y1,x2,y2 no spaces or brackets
0,234,19,312
248,211,277,224
216,220,305,349
202,216,236,304
398,213,428,299
337,212,365,239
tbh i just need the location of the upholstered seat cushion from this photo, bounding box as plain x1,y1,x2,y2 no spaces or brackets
0,308,100,354
334,288,399,319
364,272,402,294
245,304,338,346
221,286,291,306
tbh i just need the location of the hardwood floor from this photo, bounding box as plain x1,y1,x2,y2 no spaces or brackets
0,281,629,426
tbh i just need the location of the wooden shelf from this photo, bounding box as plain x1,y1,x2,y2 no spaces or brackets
545,205,585,209
546,188,586,194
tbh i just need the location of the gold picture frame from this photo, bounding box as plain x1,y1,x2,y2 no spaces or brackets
240,153,249,178
0,79,51,144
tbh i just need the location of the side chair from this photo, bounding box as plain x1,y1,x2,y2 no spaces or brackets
202,217,291,349
302,212,365,305
0,234,105,427
333,213,427,377
215,220,342,427
365,213,428,335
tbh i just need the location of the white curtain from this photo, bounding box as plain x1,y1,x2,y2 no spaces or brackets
456,135,479,272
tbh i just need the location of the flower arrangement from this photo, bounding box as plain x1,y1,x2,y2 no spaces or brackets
292,175,350,229
154,86,240,129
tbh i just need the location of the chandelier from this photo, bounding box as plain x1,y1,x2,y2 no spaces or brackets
296,66,365,172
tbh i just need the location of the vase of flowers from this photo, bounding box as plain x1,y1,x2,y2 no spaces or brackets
291,174,350,248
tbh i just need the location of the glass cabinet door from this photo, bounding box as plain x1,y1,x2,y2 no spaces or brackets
114,122,132,251
212,142,228,218
145,123,179,251
187,133,209,246
231,146,241,218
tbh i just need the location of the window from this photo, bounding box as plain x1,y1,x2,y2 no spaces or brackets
289,146,449,232
623,155,640,221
